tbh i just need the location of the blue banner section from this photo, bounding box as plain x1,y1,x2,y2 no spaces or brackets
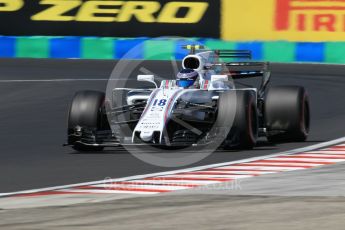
0,37,15,58
115,39,145,60
296,43,325,62
50,37,81,59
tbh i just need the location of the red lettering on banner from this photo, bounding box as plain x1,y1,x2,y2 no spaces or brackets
314,14,336,31
275,0,345,32
297,14,306,31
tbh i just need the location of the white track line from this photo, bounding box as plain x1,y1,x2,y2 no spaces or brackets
333,144,345,146
2,136,345,197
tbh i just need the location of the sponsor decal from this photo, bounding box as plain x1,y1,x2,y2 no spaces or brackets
0,0,220,37
222,0,345,41
30,0,208,23
0,0,23,11
276,0,345,32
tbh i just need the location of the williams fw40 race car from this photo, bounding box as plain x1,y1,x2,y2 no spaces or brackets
65,45,310,152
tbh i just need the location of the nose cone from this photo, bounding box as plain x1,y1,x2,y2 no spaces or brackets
140,131,154,142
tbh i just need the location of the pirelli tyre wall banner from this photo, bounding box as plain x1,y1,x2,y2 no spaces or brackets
222,0,345,42
0,0,220,37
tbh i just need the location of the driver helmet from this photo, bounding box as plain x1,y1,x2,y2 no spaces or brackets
176,68,198,88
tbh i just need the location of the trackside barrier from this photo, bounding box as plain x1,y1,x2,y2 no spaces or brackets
0,36,345,63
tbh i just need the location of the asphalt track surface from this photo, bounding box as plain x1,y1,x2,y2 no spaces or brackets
1,59,345,193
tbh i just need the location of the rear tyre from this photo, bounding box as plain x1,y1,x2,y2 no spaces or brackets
265,86,310,142
217,90,258,149
68,90,107,152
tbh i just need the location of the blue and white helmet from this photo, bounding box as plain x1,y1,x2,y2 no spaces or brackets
176,68,198,88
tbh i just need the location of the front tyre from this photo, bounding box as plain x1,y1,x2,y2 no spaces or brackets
217,90,258,149
68,90,107,152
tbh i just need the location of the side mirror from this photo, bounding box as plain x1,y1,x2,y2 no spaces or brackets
137,75,157,88
211,75,228,82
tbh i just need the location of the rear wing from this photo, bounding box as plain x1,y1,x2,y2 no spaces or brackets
208,60,270,98
215,50,252,59
182,45,252,59
206,61,270,79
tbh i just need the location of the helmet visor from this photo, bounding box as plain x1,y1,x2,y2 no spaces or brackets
177,79,194,88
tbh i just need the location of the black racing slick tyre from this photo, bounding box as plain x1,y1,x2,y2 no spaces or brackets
68,90,107,152
265,86,310,142
217,90,258,149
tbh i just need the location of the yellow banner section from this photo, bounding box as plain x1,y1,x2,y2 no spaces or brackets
222,0,345,41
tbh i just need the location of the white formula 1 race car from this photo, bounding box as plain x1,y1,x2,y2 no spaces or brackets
65,45,310,152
